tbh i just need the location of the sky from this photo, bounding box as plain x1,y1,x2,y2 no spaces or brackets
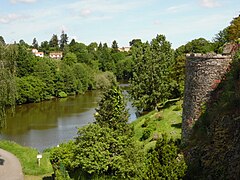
0,0,239,49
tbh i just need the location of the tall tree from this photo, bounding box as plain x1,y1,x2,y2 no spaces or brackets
60,30,68,51
0,44,17,127
111,40,119,53
50,84,144,179
95,85,129,131
130,34,175,111
49,34,59,50
32,37,38,49
39,41,50,54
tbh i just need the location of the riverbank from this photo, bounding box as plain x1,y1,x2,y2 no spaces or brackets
0,101,182,178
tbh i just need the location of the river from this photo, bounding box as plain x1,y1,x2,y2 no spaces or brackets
0,90,137,152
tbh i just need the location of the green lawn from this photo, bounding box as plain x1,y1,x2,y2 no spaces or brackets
131,100,182,151
0,140,53,176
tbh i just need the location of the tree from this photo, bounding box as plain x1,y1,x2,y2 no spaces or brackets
213,28,229,53
39,41,50,54
69,39,76,47
33,58,57,97
60,30,68,51
32,37,38,49
0,44,17,127
49,34,59,51
111,40,119,53
19,39,29,47
16,76,46,104
130,34,175,111
95,85,129,131
62,52,77,66
50,84,144,179
227,15,240,42
184,38,214,53
16,45,37,77
0,36,6,45
145,134,187,179
129,39,142,47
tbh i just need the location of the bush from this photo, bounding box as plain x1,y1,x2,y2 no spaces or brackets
141,118,150,128
58,91,67,98
140,129,151,141
145,134,187,179
94,71,116,90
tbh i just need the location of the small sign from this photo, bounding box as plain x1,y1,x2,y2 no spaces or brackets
37,154,42,159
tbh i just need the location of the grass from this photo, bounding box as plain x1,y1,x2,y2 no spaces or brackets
131,100,183,151
0,140,53,176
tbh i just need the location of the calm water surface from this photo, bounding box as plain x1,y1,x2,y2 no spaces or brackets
0,90,137,151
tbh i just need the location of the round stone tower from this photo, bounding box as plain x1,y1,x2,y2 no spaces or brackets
182,53,232,143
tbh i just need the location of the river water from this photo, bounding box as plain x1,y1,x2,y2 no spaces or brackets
0,90,137,152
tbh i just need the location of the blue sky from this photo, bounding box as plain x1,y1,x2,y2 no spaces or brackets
0,0,239,49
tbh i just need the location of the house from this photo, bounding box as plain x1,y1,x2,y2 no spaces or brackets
118,47,131,52
49,52,63,59
35,52,44,57
32,49,44,57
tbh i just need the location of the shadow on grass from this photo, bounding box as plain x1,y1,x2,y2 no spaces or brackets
171,123,182,129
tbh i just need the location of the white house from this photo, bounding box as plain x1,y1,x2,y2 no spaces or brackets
32,49,44,57
49,52,63,59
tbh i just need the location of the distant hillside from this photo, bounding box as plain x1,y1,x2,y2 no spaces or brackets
186,51,240,179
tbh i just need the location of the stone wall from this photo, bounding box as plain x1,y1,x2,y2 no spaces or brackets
182,53,232,143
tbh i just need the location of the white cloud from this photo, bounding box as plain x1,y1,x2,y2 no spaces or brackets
200,0,220,8
10,0,36,3
67,0,152,19
153,20,161,25
80,9,92,17
166,4,189,13
0,13,29,24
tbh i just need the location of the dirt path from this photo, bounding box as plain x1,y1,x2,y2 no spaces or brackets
0,148,24,180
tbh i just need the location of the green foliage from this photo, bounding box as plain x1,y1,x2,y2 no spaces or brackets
227,15,240,42
132,101,183,152
33,58,57,96
116,56,133,80
60,30,68,51
0,44,17,125
63,52,77,66
49,34,59,51
140,128,151,141
130,34,176,111
58,91,67,98
145,134,187,179
16,45,37,77
50,84,145,179
16,76,47,104
184,38,214,53
95,85,128,131
94,71,116,90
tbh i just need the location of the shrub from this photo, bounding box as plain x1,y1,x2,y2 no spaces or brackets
140,129,151,141
58,91,67,98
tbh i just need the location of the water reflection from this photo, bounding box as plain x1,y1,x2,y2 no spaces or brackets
0,90,137,151
0,91,99,151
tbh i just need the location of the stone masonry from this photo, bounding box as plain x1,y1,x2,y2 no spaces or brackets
182,53,232,143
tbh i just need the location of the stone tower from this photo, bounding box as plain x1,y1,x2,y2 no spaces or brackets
182,53,232,143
